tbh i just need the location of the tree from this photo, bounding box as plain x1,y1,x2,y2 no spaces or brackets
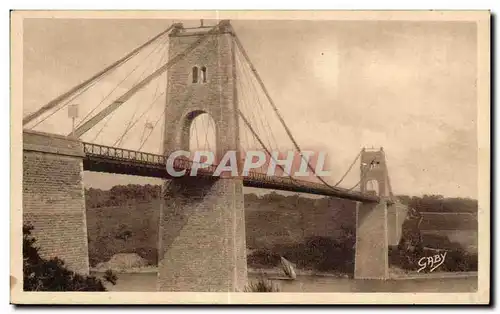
115,224,133,241
23,224,114,291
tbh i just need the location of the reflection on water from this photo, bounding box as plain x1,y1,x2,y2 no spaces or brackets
93,272,477,292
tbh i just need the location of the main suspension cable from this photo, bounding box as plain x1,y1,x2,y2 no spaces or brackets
113,38,170,147
333,150,362,187
72,21,226,138
346,158,376,192
233,32,341,190
238,110,297,181
23,24,176,126
77,35,170,131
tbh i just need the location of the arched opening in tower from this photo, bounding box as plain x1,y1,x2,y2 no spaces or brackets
365,179,380,196
188,111,217,164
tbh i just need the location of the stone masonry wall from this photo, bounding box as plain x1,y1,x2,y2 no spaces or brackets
158,177,246,292
23,130,90,274
158,22,247,291
163,23,239,161
354,200,388,279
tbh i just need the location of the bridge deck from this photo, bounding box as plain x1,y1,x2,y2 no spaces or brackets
82,142,380,203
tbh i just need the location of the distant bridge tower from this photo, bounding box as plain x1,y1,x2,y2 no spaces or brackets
360,147,391,197
157,21,247,292
354,147,407,280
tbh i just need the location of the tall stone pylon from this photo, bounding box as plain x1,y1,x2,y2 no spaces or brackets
355,148,389,279
354,147,408,279
157,21,247,292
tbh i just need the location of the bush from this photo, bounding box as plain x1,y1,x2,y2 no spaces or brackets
247,231,355,275
23,224,114,291
246,249,281,269
389,245,477,273
244,276,280,292
103,269,118,285
442,248,477,272
115,224,133,241
390,229,478,273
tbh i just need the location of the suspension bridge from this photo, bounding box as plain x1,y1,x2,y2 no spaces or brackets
22,20,408,291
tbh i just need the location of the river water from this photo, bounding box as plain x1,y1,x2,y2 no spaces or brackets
93,272,477,292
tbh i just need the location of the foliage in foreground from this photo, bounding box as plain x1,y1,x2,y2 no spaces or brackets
23,224,115,291
244,276,280,292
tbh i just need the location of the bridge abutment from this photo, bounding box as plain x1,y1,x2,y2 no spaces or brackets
157,176,247,291
354,200,389,279
23,130,90,275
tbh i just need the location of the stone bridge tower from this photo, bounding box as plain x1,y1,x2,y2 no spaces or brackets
157,21,247,292
360,148,390,197
355,147,407,279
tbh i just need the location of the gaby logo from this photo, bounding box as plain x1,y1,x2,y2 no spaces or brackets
165,150,331,178
417,252,447,273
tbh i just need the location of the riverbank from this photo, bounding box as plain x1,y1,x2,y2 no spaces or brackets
91,265,478,281
91,271,478,292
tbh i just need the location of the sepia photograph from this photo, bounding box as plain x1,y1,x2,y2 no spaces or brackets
10,10,490,304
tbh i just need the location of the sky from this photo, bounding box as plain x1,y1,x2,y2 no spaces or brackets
22,18,478,199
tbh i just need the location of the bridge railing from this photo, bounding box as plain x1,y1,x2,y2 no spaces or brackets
83,142,167,164
83,142,218,176
82,142,379,201
84,142,297,181
244,169,359,194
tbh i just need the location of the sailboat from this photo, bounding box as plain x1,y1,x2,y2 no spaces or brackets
280,256,297,280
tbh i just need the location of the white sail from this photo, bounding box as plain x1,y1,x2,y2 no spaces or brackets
280,257,297,280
